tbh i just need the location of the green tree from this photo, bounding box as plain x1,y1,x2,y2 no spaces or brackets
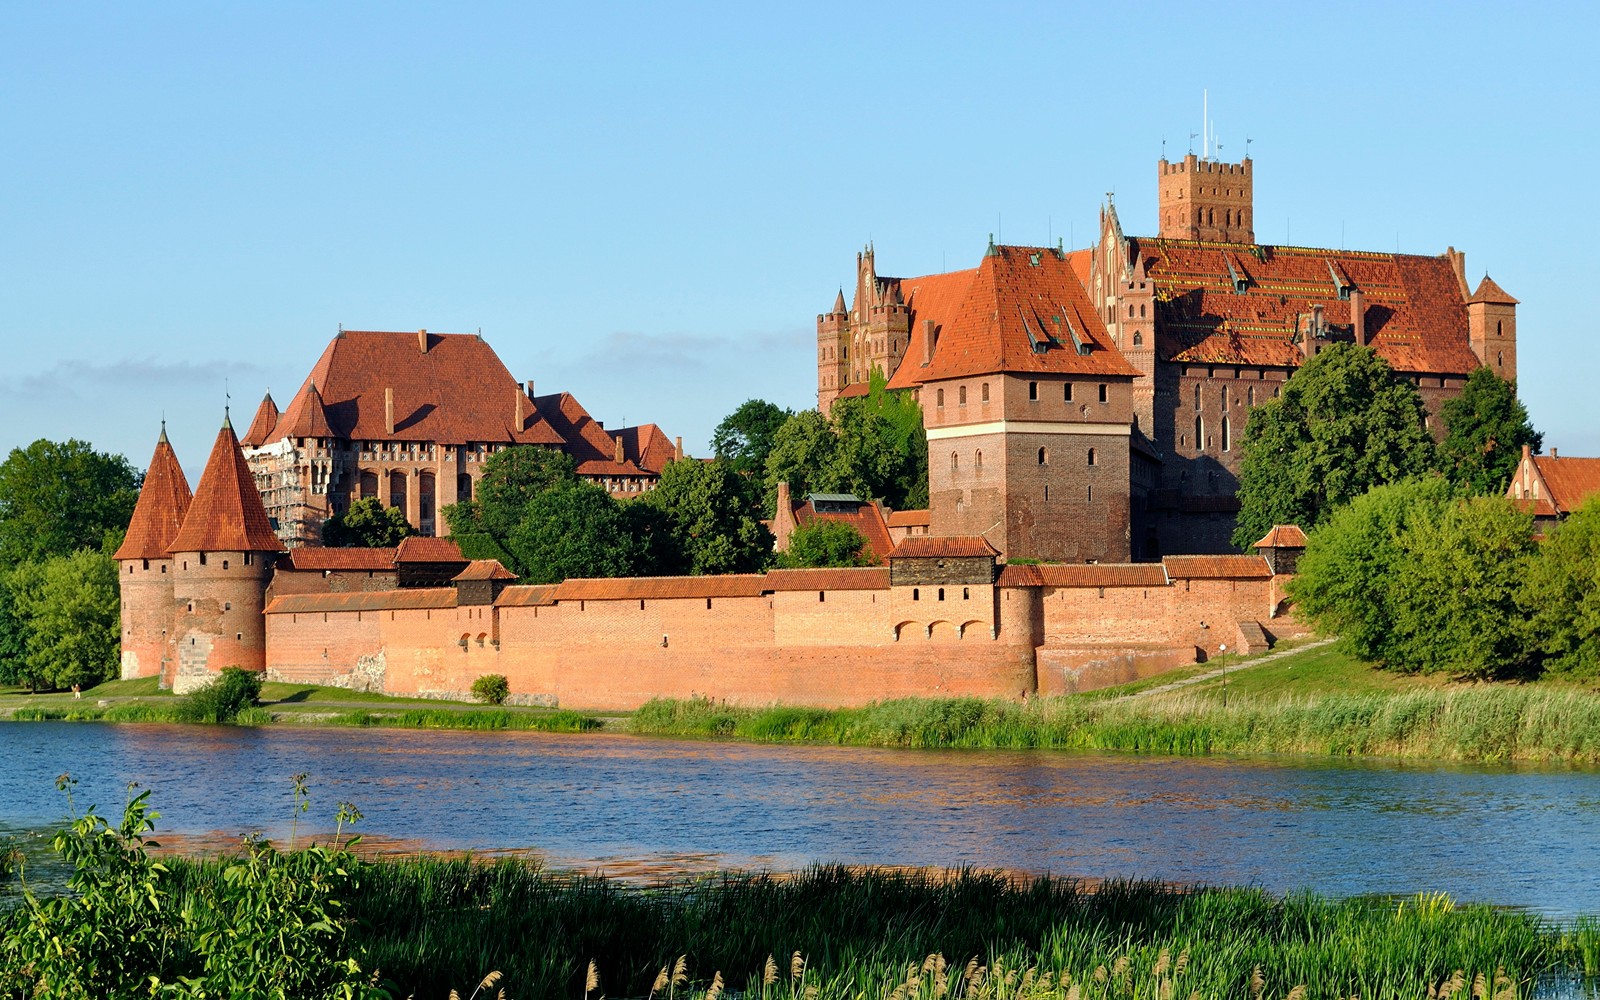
1521,497,1600,677
763,409,841,510
468,446,579,539
637,459,773,575
1439,366,1542,495
506,482,643,584
321,497,416,547
7,548,121,691
831,374,929,511
0,439,141,570
1233,345,1440,549
1290,478,1535,677
777,520,872,568
712,399,793,477
0,578,25,688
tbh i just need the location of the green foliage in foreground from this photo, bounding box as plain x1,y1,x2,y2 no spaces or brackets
3,548,120,691
321,497,416,548
5,784,1598,1000
471,673,510,705
327,707,601,731
177,666,263,723
777,519,872,568
631,687,1600,763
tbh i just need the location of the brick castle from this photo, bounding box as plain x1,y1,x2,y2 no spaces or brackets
116,150,1514,704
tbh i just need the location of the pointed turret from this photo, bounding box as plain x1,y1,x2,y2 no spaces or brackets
1466,274,1519,381
240,392,280,448
1468,274,1519,305
832,289,847,315
115,425,194,561
271,380,334,441
170,418,285,554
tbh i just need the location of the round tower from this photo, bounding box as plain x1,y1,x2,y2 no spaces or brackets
114,424,193,680
166,413,285,693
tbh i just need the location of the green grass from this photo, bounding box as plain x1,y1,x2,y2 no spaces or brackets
258,860,1584,1000
257,682,476,706
314,707,602,731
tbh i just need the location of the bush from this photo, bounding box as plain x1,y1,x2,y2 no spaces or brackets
471,673,510,705
178,666,263,723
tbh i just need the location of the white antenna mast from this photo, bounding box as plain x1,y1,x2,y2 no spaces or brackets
1203,89,1209,159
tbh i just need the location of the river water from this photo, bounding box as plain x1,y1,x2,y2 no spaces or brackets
2,722,1598,919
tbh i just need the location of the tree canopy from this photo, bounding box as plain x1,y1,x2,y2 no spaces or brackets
1232,345,1439,549
321,498,416,547
776,520,872,569
4,547,121,690
1520,496,1600,678
711,399,793,478
1439,366,1542,495
636,459,772,575
506,482,649,585
0,439,141,570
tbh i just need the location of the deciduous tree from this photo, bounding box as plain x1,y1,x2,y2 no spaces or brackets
637,459,773,575
1439,366,1541,495
321,498,415,547
1521,497,1600,678
7,548,121,691
1233,345,1439,549
777,520,872,569
506,482,643,584
712,399,793,478
0,439,141,570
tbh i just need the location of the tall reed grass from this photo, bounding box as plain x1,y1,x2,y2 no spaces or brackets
328,707,601,732
260,860,1582,1000
632,687,1600,763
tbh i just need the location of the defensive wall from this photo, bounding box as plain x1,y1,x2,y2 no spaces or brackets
261,552,1288,709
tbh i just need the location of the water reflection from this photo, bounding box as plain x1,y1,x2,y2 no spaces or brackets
1,723,1598,917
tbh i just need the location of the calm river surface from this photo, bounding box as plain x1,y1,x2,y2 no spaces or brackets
2,722,1598,918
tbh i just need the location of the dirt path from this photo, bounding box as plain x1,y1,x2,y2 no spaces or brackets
1106,636,1337,703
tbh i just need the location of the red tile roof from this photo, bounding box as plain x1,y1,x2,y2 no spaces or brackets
551,574,769,601
886,509,931,527
532,392,657,478
890,536,1000,559
1161,554,1271,579
1468,274,1519,305
885,268,979,391
114,429,194,561
763,567,890,591
394,536,466,563
273,381,335,440
266,588,458,615
169,419,285,554
1532,455,1600,514
266,331,566,447
240,393,280,448
997,563,1168,588
452,559,517,582
613,423,679,474
907,246,1140,383
792,500,894,565
1252,524,1308,549
282,547,397,571
1135,241,1480,374
494,584,558,607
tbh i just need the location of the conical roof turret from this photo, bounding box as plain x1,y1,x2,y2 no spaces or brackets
832,289,847,314
240,391,280,447
1468,274,1519,305
113,425,194,561
168,416,285,554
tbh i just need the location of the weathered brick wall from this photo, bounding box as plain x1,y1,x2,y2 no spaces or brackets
169,551,274,692
118,559,174,681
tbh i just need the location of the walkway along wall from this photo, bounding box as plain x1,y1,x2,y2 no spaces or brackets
262,556,1281,709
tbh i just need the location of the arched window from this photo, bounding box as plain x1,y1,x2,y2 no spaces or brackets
457,473,473,502
1139,303,1146,318
1087,447,1097,466
1222,416,1231,452
1127,304,1135,317
951,452,959,473
1498,351,1504,367
1194,383,1201,410
1225,209,1232,227
981,382,990,402
1195,416,1204,451
1133,331,1143,346
959,385,967,406
975,450,983,471
1247,385,1255,406
1037,447,1048,465
936,388,945,408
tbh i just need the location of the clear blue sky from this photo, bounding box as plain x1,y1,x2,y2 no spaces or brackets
4,2,1596,481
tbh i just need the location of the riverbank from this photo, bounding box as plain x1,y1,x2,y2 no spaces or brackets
0,677,604,732
630,643,1600,764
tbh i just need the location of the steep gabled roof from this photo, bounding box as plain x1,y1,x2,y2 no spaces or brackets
169,418,285,553
1252,524,1308,549
916,246,1140,382
240,393,280,448
532,392,656,478
1135,241,1480,374
1532,455,1600,515
273,381,334,441
114,428,194,561
269,331,566,446
612,423,679,475
884,267,979,391
452,559,517,582
1468,275,1519,306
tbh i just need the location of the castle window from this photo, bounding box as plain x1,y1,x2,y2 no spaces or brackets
224,602,231,611
1127,304,1134,317
951,452,959,473
959,386,967,406
222,559,229,570
1247,385,1255,406
938,588,945,601
706,598,712,609
142,559,149,570
1037,447,1047,465
981,382,990,402
1088,484,1094,502
975,450,982,471
1195,416,1204,450
1098,384,1108,403
1064,382,1073,402
1222,385,1228,409
1194,383,1201,410
1028,381,1038,401
819,591,825,602
161,565,166,573
1222,416,1232,452
1497,321,1503,337
1140,303,1146,318
936,388,945,408
1498,351,1504,367
1133,332,1143,346
1088,447,1097,466
913,588,920,601
963,587,970,600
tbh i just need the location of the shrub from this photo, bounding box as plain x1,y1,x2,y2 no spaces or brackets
178,666,263,724
471,673,510,705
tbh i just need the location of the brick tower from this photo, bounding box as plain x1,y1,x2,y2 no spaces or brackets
817,288,850,411
114,424,192,681
1466,274,1519,382
166,413,285,692
817,246,913,411
1157,153,1253,243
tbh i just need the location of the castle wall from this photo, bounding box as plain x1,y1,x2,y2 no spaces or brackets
169,550,275,692
118,558,174,681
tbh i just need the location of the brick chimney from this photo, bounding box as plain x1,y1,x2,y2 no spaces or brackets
384,387,395,435
515,388,524,430
525,380,535,398
1446,247,1470,298
614,435,624,464
418,329,429,353
674,436,683,460
1350,289,1367,346
922,319,936,365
